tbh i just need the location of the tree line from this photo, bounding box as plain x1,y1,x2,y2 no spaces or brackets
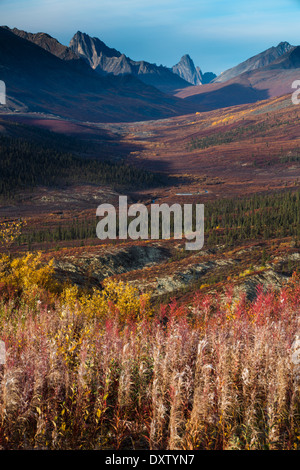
17,189,300,250
0,134,163,199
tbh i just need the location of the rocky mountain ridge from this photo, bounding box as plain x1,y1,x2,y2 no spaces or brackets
172,54,216,85
214,41,295,83
70,31,217,91
69,31,192,93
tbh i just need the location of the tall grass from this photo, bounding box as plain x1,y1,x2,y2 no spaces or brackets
0,259,300,449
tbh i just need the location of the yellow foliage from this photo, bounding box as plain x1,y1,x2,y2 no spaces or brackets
100,278,152,321
55,280,152,366
225,299,239,321
61,285,79,311
0,252,59,299
239,268,252,278
61,279,152,323
0,252,152,323
212,115,235,126
0,219,26,248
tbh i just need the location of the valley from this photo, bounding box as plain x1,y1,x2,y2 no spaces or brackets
1,92,299,304
0,17,300,451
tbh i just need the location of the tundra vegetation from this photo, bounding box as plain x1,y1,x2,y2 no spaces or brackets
18,190,300,250
0,244,300,450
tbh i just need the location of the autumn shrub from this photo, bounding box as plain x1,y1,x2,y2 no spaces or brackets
61,278,152,324
0,252,59,305
0,220,24,250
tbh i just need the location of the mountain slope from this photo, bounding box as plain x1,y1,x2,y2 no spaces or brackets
69,31,192,93
0,27,196,122
175,46,300,110
214,41,294,83
3,26,80,62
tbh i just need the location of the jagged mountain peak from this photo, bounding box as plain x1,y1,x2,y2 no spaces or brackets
179,54,194,64
172,54,202,85
70,31,122,67
277,41,292,49
172,54,216,85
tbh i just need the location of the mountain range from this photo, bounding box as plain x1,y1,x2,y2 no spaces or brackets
69,31,217,91
0,26,198,122
1,26,299,121
175,42,300,110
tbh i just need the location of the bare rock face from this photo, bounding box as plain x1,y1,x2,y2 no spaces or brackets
53,244,171,287
0,26,196,122
214,41,294,83
201,71,217,84
268,45,300,69
234,270,290,302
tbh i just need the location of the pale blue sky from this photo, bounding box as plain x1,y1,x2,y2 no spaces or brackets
1,0,299,74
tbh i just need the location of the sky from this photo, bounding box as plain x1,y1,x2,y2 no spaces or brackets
1,0,299,75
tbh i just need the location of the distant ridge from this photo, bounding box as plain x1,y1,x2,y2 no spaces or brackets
0,26,197,122
3,26,80,61
175,46,300,110
69,31,192,93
